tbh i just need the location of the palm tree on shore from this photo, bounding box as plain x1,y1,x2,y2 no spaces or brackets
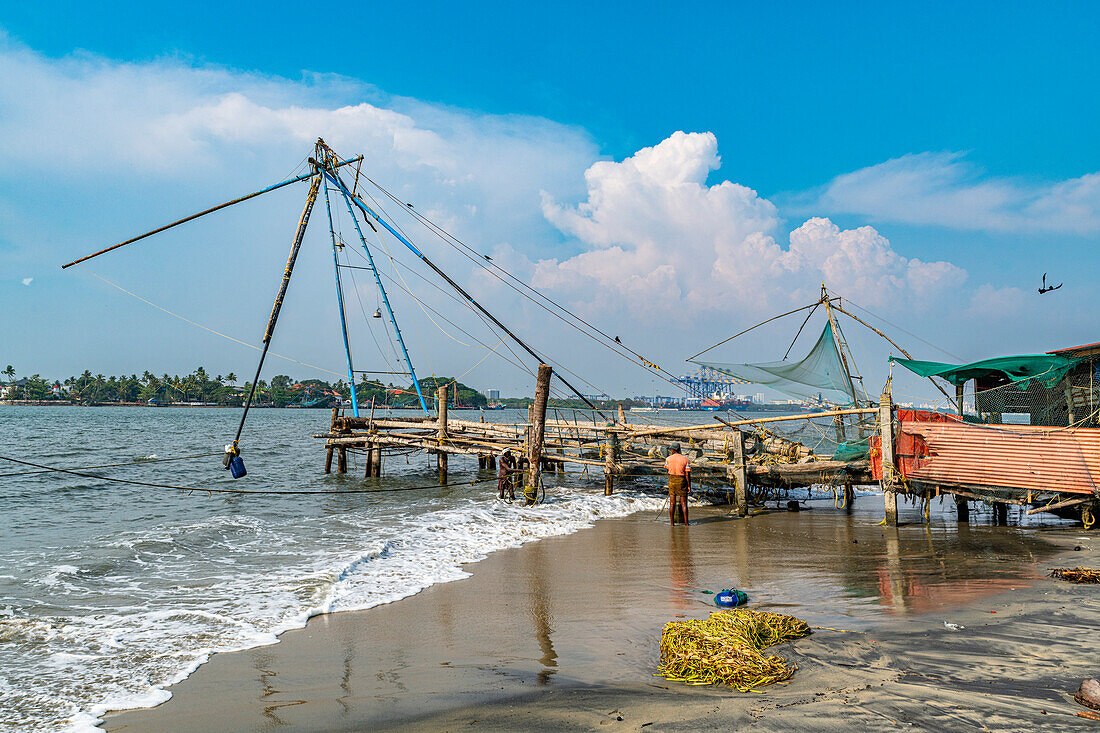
3,365,14,383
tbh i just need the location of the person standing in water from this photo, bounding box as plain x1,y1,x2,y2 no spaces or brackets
498,448,517,501
664,442,691,525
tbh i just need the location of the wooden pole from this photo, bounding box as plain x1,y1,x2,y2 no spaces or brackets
527,365,553,495
364,443,373,477
337,446,348,474
627,407,878,439
372,444,382,477
823,288,860,412
437,384,449,484
956,382,965,416
324,446,334,474
731,428,748,516
605,430,619,496
879,391,897,526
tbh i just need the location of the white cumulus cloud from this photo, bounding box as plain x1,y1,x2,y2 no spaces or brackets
534,133,966,317
811,151,1100,234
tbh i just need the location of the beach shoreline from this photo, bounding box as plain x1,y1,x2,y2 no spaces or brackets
102,499,1099,732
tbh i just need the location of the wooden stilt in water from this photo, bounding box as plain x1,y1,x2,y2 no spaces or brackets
488,454,496,470
365,443,373,477
527,364,553,499
879,391,897,527
337,446,347,474
844,482,854,512
605,427,619,496
731,428,748,517
371,444,382,477
325,405,340,473
437,384,449,485
956,495,970,523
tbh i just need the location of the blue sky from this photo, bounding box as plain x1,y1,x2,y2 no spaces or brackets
2,3,1099,400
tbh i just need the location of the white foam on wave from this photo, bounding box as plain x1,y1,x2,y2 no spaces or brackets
9,487,663,732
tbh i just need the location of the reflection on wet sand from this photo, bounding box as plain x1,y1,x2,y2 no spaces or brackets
524,542,557,683
106,502,1066,732
668,527,697,610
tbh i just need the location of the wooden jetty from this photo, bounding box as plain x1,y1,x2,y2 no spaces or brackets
59,140,1099,529
315,364,878,515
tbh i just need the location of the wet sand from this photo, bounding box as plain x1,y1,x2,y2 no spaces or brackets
105,497,1099,731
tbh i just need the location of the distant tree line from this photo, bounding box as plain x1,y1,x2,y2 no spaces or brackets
0,365,488,408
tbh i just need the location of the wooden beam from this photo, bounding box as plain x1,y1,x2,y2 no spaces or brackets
626,408,878,439
879,392,897,527
528,364,553,495
731,428,748,516
1025,495,1093,515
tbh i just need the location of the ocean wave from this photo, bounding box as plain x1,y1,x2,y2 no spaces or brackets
2,487,662,732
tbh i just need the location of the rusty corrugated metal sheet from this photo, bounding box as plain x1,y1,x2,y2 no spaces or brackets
899,421,1100,495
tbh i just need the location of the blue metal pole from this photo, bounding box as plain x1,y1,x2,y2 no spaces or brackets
323,176,359,417
331,178,431,416
324,170,603,415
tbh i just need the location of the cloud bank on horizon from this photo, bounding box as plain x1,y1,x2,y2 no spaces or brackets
0,32,1094,394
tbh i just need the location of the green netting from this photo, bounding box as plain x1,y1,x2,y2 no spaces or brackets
694,323,854,404
832,438,870,461
891,355,1078,388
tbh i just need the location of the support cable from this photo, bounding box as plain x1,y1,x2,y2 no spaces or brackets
326,169,606,417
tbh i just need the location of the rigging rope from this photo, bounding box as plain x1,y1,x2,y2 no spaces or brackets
358,173,690,394
0,452,222,477
0,454,499,495
89,271,348,380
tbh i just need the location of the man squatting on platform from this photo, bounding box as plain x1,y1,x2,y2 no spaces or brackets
665,442,690,525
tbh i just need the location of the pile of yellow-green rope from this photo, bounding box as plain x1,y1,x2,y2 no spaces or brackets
657,609,811,691
1050,567,1100,584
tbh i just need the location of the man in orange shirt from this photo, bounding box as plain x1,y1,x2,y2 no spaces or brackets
664,442,691,526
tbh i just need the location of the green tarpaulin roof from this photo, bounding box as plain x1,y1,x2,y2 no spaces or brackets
891,354,1079,388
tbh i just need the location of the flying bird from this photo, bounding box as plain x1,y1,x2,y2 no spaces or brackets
483,254,493,261
21,277,32,286
1038,273,1062,294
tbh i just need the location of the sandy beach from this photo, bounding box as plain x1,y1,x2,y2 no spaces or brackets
104,497,1099,732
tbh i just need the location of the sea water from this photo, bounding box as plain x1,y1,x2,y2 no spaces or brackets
0,406,667,731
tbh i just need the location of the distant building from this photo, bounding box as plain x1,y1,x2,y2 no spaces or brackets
754,393,765,404
487,389,500,400
1,378,27,399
